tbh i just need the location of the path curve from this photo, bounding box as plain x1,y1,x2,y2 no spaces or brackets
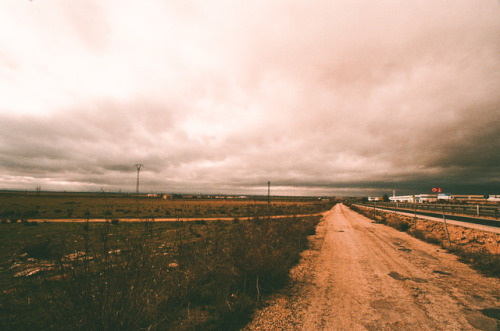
245,203,500,330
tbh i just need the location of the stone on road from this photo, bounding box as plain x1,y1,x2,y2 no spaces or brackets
245,204,500,330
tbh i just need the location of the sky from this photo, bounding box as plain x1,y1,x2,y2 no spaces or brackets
0,1,499,196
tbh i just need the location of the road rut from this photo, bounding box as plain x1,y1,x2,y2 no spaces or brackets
245,204,500,330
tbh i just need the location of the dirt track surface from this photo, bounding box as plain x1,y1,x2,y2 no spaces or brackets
245,204,500,330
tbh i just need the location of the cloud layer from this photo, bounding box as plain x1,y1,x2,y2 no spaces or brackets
1,1,499,196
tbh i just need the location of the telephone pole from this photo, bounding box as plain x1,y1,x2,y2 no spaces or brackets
134,164,143,195
268,181,271,204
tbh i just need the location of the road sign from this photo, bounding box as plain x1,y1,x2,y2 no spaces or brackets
431,187,443,193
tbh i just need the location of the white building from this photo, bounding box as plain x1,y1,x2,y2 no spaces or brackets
416,194,437,203
389,195,415,203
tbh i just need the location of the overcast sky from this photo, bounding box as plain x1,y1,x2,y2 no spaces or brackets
0,1,499,196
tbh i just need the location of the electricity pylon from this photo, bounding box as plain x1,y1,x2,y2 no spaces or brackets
134,164,143,195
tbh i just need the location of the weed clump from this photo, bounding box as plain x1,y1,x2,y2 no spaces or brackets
449,246,500,277
23,239,58,260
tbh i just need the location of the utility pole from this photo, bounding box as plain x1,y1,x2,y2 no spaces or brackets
134,164,143,195
267,181,271,204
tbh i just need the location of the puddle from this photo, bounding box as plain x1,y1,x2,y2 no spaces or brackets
465,310,498,331
370,299,394,310
481,308,500,320
388,271,406,281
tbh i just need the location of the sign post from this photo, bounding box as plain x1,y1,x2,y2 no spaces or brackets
442,210,452,248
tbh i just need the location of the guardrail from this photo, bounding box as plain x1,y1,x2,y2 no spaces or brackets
362,202,500,219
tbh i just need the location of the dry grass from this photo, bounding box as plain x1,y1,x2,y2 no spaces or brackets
1,208,329,330
0,191,331,220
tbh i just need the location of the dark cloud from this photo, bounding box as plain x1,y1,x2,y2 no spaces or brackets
0,1,499,196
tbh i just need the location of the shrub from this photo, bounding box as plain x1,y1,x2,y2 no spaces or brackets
22,220,40,226
388,218,410,232
449,246,500,277
23,239,57,260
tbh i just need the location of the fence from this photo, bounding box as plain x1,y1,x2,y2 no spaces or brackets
365,202,500,219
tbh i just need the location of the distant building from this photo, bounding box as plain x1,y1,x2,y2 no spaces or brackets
451,195,485,203
437,193,452,201
487,195,500,202
416,194,437,203
389,195,415,203
388,193,495,204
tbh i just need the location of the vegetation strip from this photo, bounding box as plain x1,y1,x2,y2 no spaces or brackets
0,192,332,221
24,213,326,223
357,204,500,228
1,200,336,330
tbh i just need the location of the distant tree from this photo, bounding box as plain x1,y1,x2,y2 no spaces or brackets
382,194,390,202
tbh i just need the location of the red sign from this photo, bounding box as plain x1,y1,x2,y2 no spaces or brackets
431,187,443,193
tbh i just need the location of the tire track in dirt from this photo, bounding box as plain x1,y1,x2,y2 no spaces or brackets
245,204,500,330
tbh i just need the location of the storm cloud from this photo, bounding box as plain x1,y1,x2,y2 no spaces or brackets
0,0,499,196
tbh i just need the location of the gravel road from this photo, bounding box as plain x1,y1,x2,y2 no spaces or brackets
245,203,500,330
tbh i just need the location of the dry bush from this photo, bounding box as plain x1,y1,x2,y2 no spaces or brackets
448,246,500,277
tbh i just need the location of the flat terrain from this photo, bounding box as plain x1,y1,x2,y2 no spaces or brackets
0,192,330,220
246,204,500,330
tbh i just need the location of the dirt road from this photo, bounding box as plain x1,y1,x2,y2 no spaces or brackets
245,204,500,330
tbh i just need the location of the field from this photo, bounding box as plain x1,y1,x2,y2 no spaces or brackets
0,192,336,330
0,191,330,220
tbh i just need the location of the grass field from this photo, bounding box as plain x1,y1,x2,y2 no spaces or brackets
0,192,336,330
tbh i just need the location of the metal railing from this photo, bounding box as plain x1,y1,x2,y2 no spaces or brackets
362,202,499,219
